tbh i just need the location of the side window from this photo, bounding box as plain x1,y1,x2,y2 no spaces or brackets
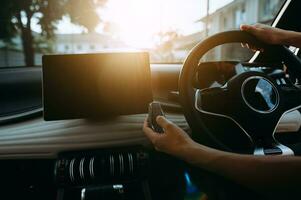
201,0,286,62
235,6,246,28
260,0,286,22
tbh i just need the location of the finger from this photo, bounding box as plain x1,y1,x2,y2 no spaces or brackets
246,43,257,51
143,119,154,134
253,23,264,28
240,24,252,31
156,116,173,130
241,42,257,51
143,119,159,143
146,115,151,127
241,24,261,35
250,45,264,52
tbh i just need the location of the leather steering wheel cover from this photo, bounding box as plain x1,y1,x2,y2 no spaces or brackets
178,30,297,152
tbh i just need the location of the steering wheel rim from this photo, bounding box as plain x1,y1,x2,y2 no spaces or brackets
179,30,301,155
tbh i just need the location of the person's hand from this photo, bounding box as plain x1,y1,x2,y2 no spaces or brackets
143,116,196,156
240,23,290,51
240,23,288,44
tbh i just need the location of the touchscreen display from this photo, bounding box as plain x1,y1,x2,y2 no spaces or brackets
42,52,153,120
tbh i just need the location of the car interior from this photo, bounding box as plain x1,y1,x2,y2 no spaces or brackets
0,0,301,199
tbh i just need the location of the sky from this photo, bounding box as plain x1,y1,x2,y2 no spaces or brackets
33,0,233,48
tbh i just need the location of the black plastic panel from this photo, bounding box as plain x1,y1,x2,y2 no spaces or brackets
42,52,153,120
0,67,42,122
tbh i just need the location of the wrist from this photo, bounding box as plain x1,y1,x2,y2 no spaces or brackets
174,141,201,163
279,30,300,46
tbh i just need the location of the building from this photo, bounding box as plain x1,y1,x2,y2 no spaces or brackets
198,0,286,60
199,0,285,35
172,32,204,62
170,0,285,62
53,33,126,54
0,32,126,67
0,32,43,67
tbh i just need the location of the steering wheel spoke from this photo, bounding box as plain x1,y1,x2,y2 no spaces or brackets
279,84,301,112
195,87,230,116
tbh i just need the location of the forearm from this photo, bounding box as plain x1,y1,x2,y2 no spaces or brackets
176,142,301,195
280,30,301,48
143,115,301,196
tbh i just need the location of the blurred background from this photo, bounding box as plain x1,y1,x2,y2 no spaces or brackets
0,0,285,67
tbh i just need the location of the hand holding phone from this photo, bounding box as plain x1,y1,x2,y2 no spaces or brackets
147,102,165,133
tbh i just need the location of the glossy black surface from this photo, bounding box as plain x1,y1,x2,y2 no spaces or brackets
242,77,278,113
43,52,153,120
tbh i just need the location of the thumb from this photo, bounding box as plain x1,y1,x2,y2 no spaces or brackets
156,116,173,129
240,24,252,31
239,24,250,31
240,24,260,35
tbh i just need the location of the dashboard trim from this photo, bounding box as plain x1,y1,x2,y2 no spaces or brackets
0,113,189,159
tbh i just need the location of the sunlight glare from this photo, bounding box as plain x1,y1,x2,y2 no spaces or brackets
98,0,202,48
99,0,162,48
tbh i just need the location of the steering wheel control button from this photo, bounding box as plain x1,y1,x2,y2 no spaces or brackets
263,147,282,155
242,76,279,114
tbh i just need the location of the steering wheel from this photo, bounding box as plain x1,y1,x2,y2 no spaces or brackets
179,30,301,155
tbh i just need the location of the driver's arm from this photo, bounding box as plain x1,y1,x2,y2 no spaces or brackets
240,23,301,48
143,116,301,197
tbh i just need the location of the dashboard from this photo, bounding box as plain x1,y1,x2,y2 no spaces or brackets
0,63,300,200
0,63,189,200
0,113,188,159
0,1,300,199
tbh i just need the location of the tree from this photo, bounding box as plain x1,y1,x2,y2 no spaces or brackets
0,0,106,66
154,30,180,62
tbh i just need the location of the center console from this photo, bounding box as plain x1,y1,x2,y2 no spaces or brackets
54,146,185,200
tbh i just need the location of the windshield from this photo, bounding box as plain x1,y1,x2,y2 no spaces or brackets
0,0,286,67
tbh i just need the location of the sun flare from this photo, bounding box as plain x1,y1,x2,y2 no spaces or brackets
98,0,201,48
